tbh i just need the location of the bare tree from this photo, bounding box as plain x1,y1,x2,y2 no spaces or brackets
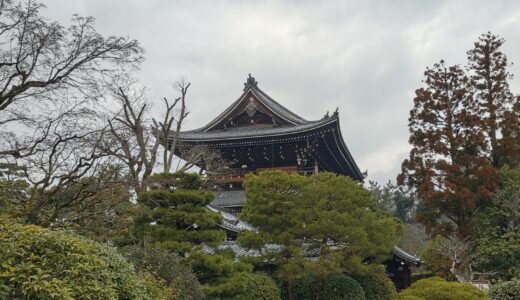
154,79,190,173
104,83,157,193
0,0,146,226
4,105,122,226
104,78,197,193
0,0,143,157
434,234,476,282
176,144,229,174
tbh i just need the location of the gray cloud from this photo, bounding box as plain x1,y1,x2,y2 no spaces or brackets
43,0,520,183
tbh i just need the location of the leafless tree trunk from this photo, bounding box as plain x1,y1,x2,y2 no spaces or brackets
103,79,204,194
104,84,158,193
176,144,229,174
153,79,190,173
434,234,476,282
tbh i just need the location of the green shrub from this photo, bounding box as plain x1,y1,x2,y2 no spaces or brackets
488,279,520,300
208,272,281,300
399,277,486,300
0,221,162,300
400,296,425,300
120,245,204,300
353,274,397,300
411,272,435,283
281,276,316,300
323,274,365,300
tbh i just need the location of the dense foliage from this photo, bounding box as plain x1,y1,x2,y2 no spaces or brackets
467,33,520,168
398,58,498,237
476,166,520,280
120,245,205,300
280,276,316,300
398,32,520,237
368,180,416,223
188,250,253,291
322,274,366,300
0,221,164,300
488,279,520,300
399,277,486,300
134,172,224,254
353,274,398,300
240,171,401,299
419,236,456,280
208,272,281,300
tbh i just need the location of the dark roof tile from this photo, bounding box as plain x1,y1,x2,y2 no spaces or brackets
178,115,337,142
211,190,247,207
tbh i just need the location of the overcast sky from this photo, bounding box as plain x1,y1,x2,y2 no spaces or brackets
43,0,520,184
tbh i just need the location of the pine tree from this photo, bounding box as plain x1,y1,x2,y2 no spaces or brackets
240,171,401,300
467,32,520,167
398,61,499,237
134,172,225,255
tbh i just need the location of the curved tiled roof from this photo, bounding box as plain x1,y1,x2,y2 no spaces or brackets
212,190,247,207
393,246,421,266
170,74,365,181
178,114,337,142
204,240,420,266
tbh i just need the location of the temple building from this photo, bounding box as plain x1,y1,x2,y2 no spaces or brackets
171,74,420,290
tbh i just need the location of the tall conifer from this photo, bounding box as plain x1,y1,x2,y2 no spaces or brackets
398,61,498,237
467,32,520,167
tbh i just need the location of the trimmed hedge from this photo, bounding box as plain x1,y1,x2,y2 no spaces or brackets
399,277,486,300
353,274,398,300
488,279,520,300
209,272,281,300
0,221,163,299
323,274,365,300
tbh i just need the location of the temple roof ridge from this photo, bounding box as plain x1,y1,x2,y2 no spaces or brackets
185,74,309,133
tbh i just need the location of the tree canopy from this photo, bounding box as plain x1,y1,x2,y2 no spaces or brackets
475,166,520,280
133,172,225,254
239,171,401,299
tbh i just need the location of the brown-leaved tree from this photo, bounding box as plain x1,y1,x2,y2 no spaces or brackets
467,32,520,167
398,60,498,237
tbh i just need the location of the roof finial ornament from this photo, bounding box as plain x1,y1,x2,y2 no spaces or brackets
243,73,258,91
325,111,329,118
333,107,339,116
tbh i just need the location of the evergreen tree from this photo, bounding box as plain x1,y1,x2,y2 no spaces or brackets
476,166,520,280
368,180,416,223
467,32,520,167
240,171,401,300
398,60,499,237
134,172,225,255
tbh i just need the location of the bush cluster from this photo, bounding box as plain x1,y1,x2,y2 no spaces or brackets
353,274,398,300
281,276,316,299
120,245,204,300
0,221,163,299
280,273,396,300
488,279,520,300
323,274,365,300
399,277,486,300
208,272,281,300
